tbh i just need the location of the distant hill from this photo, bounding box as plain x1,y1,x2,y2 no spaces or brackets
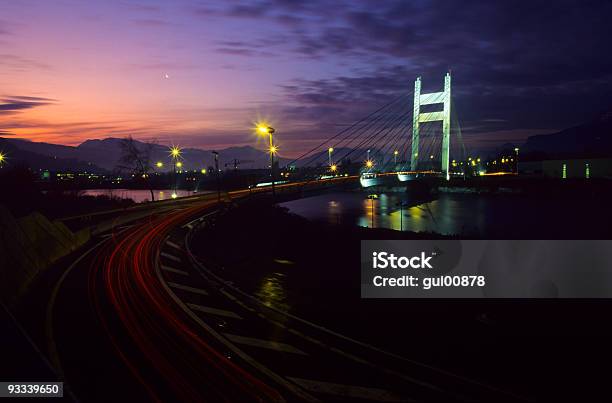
0,138,96,172
0,137,290,171
521,110,612,158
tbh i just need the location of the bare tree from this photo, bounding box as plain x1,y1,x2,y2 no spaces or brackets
117,135,156,202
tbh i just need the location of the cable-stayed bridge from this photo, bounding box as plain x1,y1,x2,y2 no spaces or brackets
283,72,468,189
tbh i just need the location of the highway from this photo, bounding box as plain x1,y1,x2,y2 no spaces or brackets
43,182,524,402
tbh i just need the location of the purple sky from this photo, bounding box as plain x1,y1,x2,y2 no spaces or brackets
1,0,611,156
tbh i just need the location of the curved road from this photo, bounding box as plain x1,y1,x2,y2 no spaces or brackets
45,186,524,402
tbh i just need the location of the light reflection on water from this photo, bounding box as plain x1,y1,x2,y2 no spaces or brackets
280,191,506,236
255,272,290,312
81,189,195,203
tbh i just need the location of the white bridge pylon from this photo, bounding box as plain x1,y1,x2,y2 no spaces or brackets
410,72,451,180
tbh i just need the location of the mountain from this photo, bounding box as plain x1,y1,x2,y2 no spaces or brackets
0,137,290,171
521,110,612,158
0,138,95,172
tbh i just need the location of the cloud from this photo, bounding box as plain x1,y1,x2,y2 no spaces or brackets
200,0,612,146
213,40,276,58
0,96,56,114
0,54,52,71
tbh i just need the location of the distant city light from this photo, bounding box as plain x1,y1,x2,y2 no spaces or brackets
0,152,5,164
176,161,183,168
330,164,337,172
156,161,163,168
201,168,206,174
171,192,178,199
365,160,374,168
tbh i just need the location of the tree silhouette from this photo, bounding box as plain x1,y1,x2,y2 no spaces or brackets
116,135,156,202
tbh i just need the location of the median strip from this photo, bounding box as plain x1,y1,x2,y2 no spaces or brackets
167,282,208,296
166,240,183,251
186,303,242,319
161,252,181,263
161,265,189,276
223,333,308,355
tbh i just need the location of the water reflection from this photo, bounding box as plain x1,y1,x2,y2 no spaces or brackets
255,272,290,312
280,191,510,236
81,188,195,203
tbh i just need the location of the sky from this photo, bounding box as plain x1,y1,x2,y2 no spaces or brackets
1,0,611,156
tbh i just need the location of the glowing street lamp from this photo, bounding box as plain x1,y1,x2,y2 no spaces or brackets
169,145,182,193
156,161,163,168
328,147,334,166
330,164,337,172
365,159,374,169
0,152,5,166
394,150,399,165
256,124,277,197
170,146,181,159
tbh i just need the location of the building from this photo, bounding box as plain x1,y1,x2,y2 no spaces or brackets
518,158,612,179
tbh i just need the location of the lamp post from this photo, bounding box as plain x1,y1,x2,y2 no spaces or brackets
394,150,399,165
328,147,334,167
212,151,221,202
169,146,181,198
514,147,520,175
257,125,276,197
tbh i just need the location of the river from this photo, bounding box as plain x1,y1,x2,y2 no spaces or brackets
280,190,609,238
80,189,196,203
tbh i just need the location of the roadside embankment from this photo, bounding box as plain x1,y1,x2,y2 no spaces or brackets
0,205,90,305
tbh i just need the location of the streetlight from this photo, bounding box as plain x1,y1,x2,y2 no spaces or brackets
0,152,5,166
328,147,334,167
256,124,276,197
212,151,221,202
514,147,520,174
156,161,163,168
330,164,337,173
365,159,374,169
169,145,182,192
394,150,399,165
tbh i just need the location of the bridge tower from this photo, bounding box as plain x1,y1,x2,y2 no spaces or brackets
410,72,451,179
